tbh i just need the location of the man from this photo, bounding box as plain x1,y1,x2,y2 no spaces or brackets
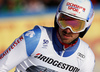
0,0,95,72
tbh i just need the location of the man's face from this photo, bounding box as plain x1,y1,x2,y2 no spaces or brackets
58,27,80,44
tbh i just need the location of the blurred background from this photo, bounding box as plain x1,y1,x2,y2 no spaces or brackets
0,0,100,72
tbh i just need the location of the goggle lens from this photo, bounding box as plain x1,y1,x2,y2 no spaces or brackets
57,13,86,33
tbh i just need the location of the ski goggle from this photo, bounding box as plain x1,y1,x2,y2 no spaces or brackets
57,12,86,33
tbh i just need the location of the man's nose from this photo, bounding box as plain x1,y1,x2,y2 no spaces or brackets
64,28,72,33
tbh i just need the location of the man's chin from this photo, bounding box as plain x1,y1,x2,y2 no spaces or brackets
62,40,71,44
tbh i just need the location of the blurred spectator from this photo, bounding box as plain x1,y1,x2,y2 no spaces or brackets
6,0,26,12
6,0,16,12
0,0,6,12
0,0,4,10
91,0,97,5
43,0,61,7
25,0,46,12
91,0,100,5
